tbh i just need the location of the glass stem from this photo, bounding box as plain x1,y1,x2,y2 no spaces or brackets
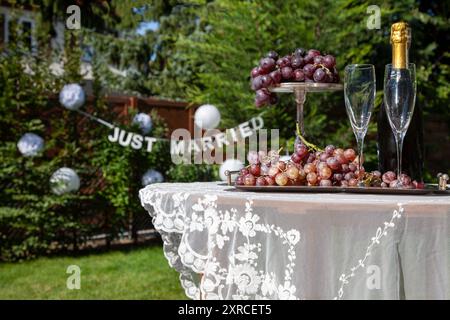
357,136,364,178
394,133,404,180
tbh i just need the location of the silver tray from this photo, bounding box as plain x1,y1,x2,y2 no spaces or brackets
269,82,344,93
233,184,450,195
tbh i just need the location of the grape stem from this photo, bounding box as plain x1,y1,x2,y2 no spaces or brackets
314,63,332,76
296,123,324,152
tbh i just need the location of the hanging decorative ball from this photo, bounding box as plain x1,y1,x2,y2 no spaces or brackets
141,169,164,186
17,133,44,157
59,83,86,110
50,167,80,195
132,113,153,135
194,104,221,129
219,159,244,181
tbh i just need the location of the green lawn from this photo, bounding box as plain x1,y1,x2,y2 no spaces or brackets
0,245,186,299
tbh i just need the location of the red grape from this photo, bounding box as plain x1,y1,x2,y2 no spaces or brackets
317,161,328,170
268,166,280,178
303,64,317,78
276,161,287,171
304,163,316,174
313,68,327,82
313,55,324,65
244,174,256,186
255,88,271,105
382,171,396,184
372,170,382,179
389,180,399,188
348,178,358,187
344,172,355,181
260,57,276,73
306,172,318,185
326,157,340,170
275,173,289,186
320,179,332,186
303,54,314,64
251,76,263,91
344,148,356,161
298,168,306,181
269,69,282,83
323,55,336,69
256,176,267,186
293,69,305,82
236,176,244,185
319,152,329,162
240,168,249,176
306,153,316,163
333,148,344,156
276,55,291,68
249,164,261,176
412,180,424,189
281,66,294,80
291,56,304,69
319,166,332,179
291,153,302,164
251,67,261,78
265,176,276,186
260,75,273,88
294,48,306,57
266,51,279,61
335,154,348,165
333,173,343,181
295,144,308,158
399,173,411,186
341,163,350,173
325,145,335,155
348,163,357,172
340,180,349,187
286,166,299,180
307,49,321,57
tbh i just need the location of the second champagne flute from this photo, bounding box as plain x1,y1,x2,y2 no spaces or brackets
344,64,376,186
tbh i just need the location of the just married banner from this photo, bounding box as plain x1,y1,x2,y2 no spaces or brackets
107,115,264,155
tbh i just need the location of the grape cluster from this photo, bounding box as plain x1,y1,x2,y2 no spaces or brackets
236,142,423,189
251,48,340,107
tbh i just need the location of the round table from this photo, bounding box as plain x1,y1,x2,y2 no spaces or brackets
139,182,450,300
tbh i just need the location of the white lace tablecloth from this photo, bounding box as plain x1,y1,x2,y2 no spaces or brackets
139,182,450,300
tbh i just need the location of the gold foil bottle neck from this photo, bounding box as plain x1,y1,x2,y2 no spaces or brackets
390,22,410,69
390,22,409,44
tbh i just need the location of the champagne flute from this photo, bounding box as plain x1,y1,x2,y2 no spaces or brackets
344,64,376,186
383,63,416,187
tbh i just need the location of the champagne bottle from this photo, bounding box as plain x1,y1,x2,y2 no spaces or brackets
377,22,424,182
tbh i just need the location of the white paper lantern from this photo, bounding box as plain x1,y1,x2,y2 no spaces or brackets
142,169,164,186
17,133,44,157
219,159,244,182
132,113,153,134
50,167,80,195
59,83,85,110
194,104,221,129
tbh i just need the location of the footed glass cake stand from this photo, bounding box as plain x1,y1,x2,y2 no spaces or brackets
269,82,343,136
